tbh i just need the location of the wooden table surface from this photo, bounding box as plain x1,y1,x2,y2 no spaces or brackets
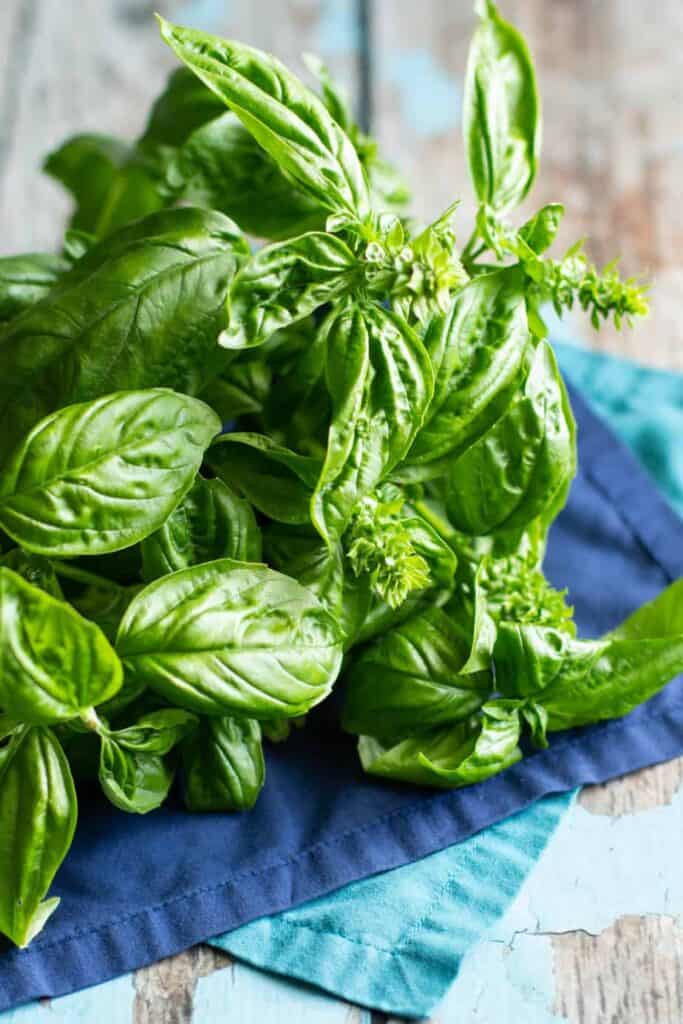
1,2,682,1021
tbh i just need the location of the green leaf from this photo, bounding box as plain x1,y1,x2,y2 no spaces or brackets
199,356,271,421
208,433,321,525
359,700,522,788
539,580,683,731
464,0,540,212
0,727,77,947
98,737,174,814
0,389,221,557
158,18,371,221
264,522,372,648
402,268,530,476
183,716,265,811
342,606,492,742
0,568,122,724
0,549,63,598
518,203,564,254
141,475,261,581
116,560,344,719
107,709,198,754
446,340,576,535
312,302,434,545
0,253,67,326
0,208,247,457
138,67,226,152
43,134,165,239
169,112,326,240
220,232,359,351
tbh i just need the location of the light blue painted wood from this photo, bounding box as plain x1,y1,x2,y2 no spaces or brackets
0,974,134,1024
192,961,371,1024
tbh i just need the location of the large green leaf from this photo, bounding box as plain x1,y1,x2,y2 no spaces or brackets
312,302,434,545
0,727,77,947
342,606,491,742
0,390,221,557
0,568,122,724
183,716,265,811
208,433,321,525
463,0,540,212
0,253,67,326
159,18,370,221
446,340,576,535
0,208,246,458
141,475,262,581
169,112,326,240
401,268,530,476
116,560,344,719
220,232,359,351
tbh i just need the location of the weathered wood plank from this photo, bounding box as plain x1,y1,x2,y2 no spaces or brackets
373,0,683,368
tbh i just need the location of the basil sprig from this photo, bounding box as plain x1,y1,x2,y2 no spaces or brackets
0,3,672,950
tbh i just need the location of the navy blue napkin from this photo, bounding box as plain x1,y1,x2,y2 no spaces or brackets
1,382,681,1012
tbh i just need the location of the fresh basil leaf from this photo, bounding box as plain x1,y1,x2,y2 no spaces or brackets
0,549,63,598
0,727,77,947
108,709,198,754
464,0,540,212
182,716,265,811
401,268,530,477
312,302,434,545
446,340,575,535
0,389,220,557
200,356,271,421
539,580,683,730
99,737,174,814
116,560,344,718
401,508,458,590
141,475,261,581
220,232,359,351
169,113,326,240
158,18,371,221
342,606,491,742
494,621,601,699
519,203,564,255
0,568,122,724
0,253,67,326
359,700,522,788
139,67,225,153
208,433,321,525
43,134,165,239
0,208,247,457
264,522,372,648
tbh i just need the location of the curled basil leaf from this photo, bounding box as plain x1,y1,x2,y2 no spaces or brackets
99,737,175,814
312,302,434,545
183,716,265,812
446,340,575,535
0,568,122,724
141,475,262,581
343,606,492,742
0,727,77,947
519,203,564,255
209,433,321,525
220,232,359,350
0,253,67,326
158,18,371,221
358,699,522,789
401,268,530,477
116,560,344,719
0,389,221,557
464,0,540,212
0,208,246,457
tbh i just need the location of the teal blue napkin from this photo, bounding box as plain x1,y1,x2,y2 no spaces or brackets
210,340,683,1017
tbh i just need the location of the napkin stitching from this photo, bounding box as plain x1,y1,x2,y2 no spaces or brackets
12,690,683,959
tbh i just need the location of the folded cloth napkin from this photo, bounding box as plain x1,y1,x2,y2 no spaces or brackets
208,341,683,1018
2,343,682,1017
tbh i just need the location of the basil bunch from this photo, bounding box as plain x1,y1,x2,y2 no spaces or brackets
0,2,679,949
